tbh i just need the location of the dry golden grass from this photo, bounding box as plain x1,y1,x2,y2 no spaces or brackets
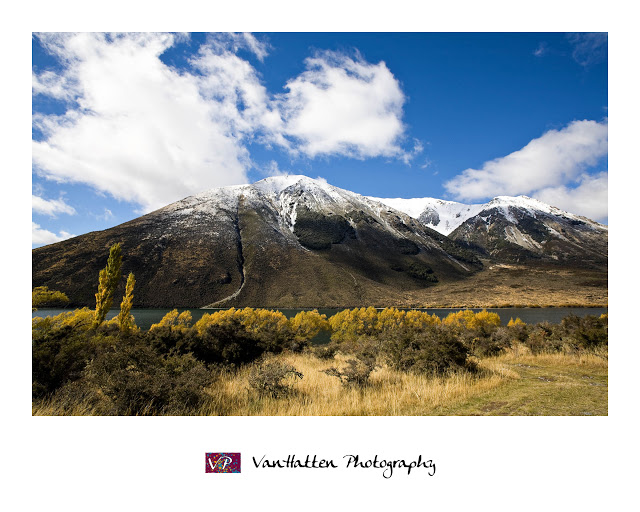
33,397,98,416
401,264,607,308
32,348,607,416
499,343,608,367
200,352,516,416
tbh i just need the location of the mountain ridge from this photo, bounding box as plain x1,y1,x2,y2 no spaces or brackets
33,176,482,308
370,190,607,265
369,193,607,236
32,175,607,308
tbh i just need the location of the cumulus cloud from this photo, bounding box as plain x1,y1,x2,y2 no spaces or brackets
33,34,415,213
205,32,270,62
567,33,608,67
32,195,76,216
191,43,286,147
32,222,75,245
32,32,253,213
444,119,608,202
533,171,608,222
32,69,78,101
277,51,409,160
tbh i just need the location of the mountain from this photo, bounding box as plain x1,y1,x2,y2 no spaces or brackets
370,195,608,266
32,176,483,308
367,196,483,235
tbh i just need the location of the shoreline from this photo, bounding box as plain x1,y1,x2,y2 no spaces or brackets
35,304,609,312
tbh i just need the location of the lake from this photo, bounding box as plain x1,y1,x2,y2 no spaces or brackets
33,306,608,331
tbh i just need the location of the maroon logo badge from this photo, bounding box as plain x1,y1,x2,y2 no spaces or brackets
206,453,241,473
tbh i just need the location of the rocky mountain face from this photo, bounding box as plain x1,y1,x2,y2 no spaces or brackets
371,195,608,267
32,176,483,308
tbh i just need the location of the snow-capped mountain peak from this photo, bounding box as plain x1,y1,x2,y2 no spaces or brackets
370,193,606,236
367,196,483,235
33,174,607,309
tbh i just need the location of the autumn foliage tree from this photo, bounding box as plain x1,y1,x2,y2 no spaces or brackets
288,310,329,351
149,309,192,332
93,243,123,328
328,307,379,343
116,272,136,332
32,286,70,310
442,309,501,334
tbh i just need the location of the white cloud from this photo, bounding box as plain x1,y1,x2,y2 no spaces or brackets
402,139,425,164
191,43,286,147
242,33,269,62
32,222,75,245
260,160,290,177
567,33,607,67
533,42,548,57
205,32,269,62
32,195,76,216
534,172,608,222
277,51,408,160
94,208,114,221
32,69,78,101
444,119,608,202
33,33,252,213
33,35,415,214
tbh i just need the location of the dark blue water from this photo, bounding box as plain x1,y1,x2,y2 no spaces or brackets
32,306,608,331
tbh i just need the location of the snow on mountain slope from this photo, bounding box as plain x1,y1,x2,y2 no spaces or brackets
370,194,607,236
33,175,486,308
159,175,607,250
368,196,483,235
32,174,607,308
160,175,418,239
163,176,606,261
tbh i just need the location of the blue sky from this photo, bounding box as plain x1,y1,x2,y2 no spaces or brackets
32,32,608,247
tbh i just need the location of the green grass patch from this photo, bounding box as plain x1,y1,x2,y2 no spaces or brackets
432,353,607,416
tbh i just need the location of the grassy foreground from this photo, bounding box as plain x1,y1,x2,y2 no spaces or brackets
33,345,607,416
431,349,607,416
33,248,607,416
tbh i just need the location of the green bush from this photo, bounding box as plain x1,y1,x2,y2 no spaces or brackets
83,343,210,415
32,324,106,397
248,360,303,398
473,327,513,357
186,320,269,366
147,325,188,355
151,318,293,367
313,343,339,360
322,353,377,388
561,314,608,349
383,325,473,374
524,322,563,354
507,318,530,342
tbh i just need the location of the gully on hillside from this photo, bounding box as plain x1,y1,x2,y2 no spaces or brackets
32,176,607,309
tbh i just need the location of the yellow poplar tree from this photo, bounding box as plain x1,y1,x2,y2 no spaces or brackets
117,272,136,332
93,243,123,328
